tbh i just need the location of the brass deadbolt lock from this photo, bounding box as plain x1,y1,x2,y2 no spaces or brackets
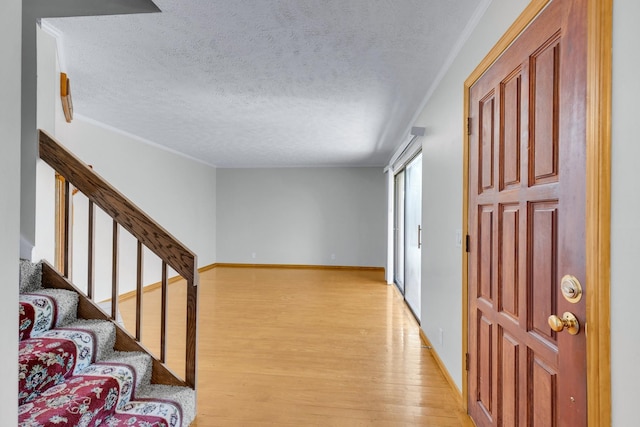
560,275,582,303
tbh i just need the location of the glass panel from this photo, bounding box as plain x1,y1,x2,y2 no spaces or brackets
404,153,422,320
394,171,405,292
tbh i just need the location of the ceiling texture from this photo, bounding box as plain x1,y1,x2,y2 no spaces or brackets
45,0,483,168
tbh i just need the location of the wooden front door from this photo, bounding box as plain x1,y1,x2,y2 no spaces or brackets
467,1,587,425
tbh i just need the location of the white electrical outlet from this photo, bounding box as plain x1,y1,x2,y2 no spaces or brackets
330,253,336,260
251,252,257,259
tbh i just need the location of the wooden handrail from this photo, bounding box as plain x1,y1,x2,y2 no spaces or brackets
38,129,198,390
39,130,197,283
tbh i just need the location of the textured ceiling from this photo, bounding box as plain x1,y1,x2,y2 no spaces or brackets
45,0,481,167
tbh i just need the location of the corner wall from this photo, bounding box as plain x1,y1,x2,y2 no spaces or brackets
34,25,60,265
413,0,529,390
54,117,218,269
51,116,217,301
610,0,640,424
216,167,386,267
0,0,21,422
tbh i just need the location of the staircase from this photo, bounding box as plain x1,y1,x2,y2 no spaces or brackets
18,260,196,426
17,130,200,426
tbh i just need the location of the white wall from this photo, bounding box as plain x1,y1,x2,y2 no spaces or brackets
610,0,640,424
58,118,217,270
0,0,21,422
217,168,386,267
413,0,529,390
53,117,217,297
34,26,60,264
54,118,218,271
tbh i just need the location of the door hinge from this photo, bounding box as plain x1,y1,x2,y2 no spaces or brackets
465,353,470,371
465,235,471,253
467,117,472,135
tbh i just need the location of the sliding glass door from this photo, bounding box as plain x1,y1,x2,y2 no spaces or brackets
394,171,405,293
393,152,422,321
403,153,422,320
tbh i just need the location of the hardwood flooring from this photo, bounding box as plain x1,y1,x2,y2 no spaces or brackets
119,267,472,426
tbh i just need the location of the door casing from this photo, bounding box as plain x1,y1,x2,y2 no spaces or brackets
461,0,612,425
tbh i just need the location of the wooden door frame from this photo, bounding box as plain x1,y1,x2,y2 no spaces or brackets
461,0,612,425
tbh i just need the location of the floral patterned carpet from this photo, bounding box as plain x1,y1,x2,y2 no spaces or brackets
18,290,183,427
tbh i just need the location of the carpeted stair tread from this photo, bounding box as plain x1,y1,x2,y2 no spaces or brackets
103,396,184,427
19,293,57,340
80,361,140,409
136,384,196,426
29,288,79,327
18,318,119,405
19,259,42,293
64,318,117,362
18,369,129,426
19,289,79,340
18,337,80,405
91,351,153,391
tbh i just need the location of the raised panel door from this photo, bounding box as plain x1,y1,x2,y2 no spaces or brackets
468,1,587,425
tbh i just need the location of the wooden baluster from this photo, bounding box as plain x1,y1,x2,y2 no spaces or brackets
186,269,199,389
63,179,72,278
40,130,199,390
136,241,143,341
54,174,65,273
111,220,119,321
87,200,95,299
161,261,168,363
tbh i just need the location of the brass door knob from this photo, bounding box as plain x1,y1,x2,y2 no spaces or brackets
548,312,580,335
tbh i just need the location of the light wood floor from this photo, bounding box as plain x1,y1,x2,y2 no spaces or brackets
119,267,472,426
